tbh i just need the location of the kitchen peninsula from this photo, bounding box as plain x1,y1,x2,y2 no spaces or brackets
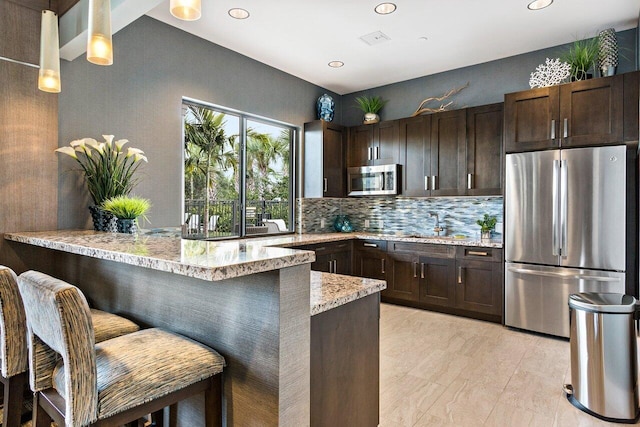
4,230,386,426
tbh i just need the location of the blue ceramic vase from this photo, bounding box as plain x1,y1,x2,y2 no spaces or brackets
316,94,335,122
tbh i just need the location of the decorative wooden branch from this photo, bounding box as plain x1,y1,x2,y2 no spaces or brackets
411,82,469,117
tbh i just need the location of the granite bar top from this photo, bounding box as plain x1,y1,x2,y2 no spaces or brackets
4,230,316,282
310,271,386,316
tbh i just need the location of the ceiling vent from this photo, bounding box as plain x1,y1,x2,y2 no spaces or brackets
359,31,391,46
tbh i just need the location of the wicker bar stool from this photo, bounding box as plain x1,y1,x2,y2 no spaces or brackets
17,270,225,427
0,267,140,427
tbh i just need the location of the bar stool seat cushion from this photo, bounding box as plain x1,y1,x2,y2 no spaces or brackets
51,328,225,420
89,309,139,343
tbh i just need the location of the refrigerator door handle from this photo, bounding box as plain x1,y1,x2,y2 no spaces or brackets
560,159,568,257
508,267,623,283
552,159,560,256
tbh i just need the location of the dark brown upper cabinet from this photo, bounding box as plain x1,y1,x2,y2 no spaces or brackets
466,103,504,195
504,74,626,152
347,121,399,167
399,115,431,197
430,109,467,196
304,120,346,198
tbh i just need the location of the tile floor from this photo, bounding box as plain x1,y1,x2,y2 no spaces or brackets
379,303,634,426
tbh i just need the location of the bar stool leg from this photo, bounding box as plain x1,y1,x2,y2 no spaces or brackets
3,372,26,427
204,375,222,427
32,393,53,427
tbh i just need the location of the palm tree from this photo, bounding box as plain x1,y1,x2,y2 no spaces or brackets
245,129,290,202
184,105,235,233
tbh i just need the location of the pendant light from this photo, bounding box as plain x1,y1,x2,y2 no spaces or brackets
87,0,113,65
170,0,202,21
38,8,61,93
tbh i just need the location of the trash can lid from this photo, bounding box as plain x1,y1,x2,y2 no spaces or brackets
569,292,637,313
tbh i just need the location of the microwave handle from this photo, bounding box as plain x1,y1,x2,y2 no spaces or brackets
379,174,384,190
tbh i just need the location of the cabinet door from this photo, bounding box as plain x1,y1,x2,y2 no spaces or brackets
348,125,375,167
455,259,502,316
559,75,624,147
312,252,333,273
332,250,352,275
353,249,386,280
385,253,419,301
374,120,400,165
466,104,503,196
418,256,455,307
322,123,345,197
504,86,560,152
430,109,466,196
400,116,431,197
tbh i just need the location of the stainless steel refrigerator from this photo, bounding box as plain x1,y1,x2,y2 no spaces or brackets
505,145,627,338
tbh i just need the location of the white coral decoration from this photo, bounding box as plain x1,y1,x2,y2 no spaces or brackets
529,58,571,89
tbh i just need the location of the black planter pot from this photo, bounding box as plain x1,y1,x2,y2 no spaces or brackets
88,206,114,232
116,218,138,234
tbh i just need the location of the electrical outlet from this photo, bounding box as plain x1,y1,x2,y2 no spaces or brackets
364,219,370,228
379,220,384,229
320,218,325,228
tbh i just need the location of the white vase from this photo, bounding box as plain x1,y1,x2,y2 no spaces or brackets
363,113,380,124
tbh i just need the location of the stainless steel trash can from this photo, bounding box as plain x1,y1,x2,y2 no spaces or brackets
564,292,639,423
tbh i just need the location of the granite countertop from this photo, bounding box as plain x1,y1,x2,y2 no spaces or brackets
310,271,385,316
5,229,497,314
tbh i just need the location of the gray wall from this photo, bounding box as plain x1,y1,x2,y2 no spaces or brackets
341,29,638,126
58,16,341,229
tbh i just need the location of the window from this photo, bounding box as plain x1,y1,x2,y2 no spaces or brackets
182,100,295,239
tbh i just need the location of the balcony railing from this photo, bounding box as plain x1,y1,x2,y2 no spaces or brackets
184,199,291,238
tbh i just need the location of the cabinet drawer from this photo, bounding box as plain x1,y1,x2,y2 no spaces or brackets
389,241,455,258
353,240,387,252
456,247,502,262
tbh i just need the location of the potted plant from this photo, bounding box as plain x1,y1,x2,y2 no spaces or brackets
102,195,151,234
354,95,387,124
560,37,599,81
55,135,148,231
476,214,497,240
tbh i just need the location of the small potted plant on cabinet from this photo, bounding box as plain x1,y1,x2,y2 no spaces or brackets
476,214,497,240
354,95,387,124
560,37,599,81
102,195,151,234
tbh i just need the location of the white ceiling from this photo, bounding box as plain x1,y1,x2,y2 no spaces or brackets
146,0,639,95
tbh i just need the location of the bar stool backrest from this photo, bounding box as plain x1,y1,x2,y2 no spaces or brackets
0,267,28,378
18,271,98,426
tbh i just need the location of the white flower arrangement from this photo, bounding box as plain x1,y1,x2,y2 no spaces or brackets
529,58,571,89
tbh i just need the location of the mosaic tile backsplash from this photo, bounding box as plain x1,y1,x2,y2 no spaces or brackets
298,196,503,239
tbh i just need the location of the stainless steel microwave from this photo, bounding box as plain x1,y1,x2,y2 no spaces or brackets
347,164,399,196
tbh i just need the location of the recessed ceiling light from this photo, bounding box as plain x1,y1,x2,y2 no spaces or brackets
418,36,428,41
228,8,250,19
527,0,553,10
328,61,344,68
374,2,397,14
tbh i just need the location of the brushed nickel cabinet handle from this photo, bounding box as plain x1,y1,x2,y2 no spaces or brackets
328,261,333,273
550,119,556,140
375,146,380,159
468,251,489,256
367,147,372,161
458,266,463,284
431,175,437,190
323,178,328,193
381,258,386,274
333,260,337,272
563,118,568,138
424,176,429,191
420,263,425,279
467,173,473,190
413,262,418,278
363,243,378,248
316,247,326,251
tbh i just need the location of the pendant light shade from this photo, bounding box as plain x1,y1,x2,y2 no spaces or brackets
87,0,113,65
38,10,61,93
170,0,202,21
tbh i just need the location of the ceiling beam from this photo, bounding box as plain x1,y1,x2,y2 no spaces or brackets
59,0,163,61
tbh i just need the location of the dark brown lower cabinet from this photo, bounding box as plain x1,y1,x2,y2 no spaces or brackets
382,242,503,323
352,240,387,280
311,294,379,427
419,256,456,307
295,241,352,275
